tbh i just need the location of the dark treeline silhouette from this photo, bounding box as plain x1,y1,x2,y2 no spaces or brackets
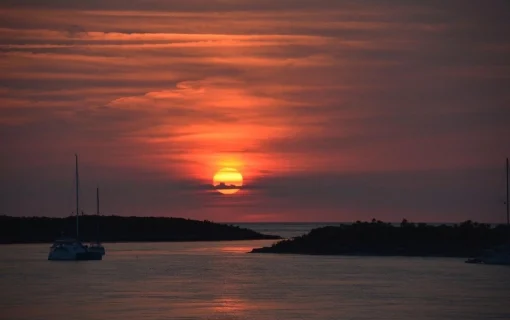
0,215,281,244
251,219,510,257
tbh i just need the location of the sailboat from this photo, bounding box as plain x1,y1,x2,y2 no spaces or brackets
465,158,510,265
48,154,102,261
87,187,106,256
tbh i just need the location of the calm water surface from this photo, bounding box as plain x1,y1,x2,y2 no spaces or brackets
233,223,335,239
1,241,509,320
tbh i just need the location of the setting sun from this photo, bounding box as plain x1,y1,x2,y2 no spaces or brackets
213,168,243,195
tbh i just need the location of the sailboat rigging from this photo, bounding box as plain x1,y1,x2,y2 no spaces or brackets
47,154,102,261
88,187,106,256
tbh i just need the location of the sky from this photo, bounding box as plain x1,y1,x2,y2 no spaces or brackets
1,0,509,222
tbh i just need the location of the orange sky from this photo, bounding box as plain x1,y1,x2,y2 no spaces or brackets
1,1,509,222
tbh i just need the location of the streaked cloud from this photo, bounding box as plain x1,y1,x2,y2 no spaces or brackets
1,0,509,222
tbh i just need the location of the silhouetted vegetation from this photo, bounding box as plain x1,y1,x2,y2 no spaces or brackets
251,219,510,257
0,215,281,244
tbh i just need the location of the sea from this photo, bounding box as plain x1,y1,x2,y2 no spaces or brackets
1,223,509,320
232,222,462,239
233,222,336,239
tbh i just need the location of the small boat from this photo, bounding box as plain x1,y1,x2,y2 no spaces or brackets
87,187,106,256
481,245,510,265
465,257,483,264
48,154,102,261
49,238,102,261
465,245,510,265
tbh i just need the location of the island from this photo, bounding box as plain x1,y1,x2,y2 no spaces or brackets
251,219,510,258
0,215,281,244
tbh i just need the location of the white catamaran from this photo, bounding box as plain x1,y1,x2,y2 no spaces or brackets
48,154,102,261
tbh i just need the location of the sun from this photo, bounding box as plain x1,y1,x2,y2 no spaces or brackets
213,168,243,194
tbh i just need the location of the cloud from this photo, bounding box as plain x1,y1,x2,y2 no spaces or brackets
1,0,509,221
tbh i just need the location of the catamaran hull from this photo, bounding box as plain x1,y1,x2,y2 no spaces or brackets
77,252,102,260
88,247,106,256
48,251,102,261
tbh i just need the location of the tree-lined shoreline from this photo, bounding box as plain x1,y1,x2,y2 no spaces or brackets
251,219,510,258
0,215,281,244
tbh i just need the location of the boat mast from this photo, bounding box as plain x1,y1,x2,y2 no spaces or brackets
96,186,100,241
97,187,99,216
75,154,80,240
506,157,509,226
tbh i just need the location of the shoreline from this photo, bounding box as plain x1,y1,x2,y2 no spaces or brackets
250,220,510,258
0,215,282,244
1,238,281,245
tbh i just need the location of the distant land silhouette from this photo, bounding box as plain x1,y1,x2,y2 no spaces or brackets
251,219,510,258
0,215,281,244
214,182,241,189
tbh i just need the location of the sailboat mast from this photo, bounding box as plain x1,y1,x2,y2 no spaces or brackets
75,154,80,240
506,157,509,226
97,187,99,215
96,186,100,240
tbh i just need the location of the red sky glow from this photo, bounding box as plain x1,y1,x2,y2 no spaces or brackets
1,0,509,222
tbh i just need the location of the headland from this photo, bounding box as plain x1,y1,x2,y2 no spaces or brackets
0,215,281,244
251,219,510,258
